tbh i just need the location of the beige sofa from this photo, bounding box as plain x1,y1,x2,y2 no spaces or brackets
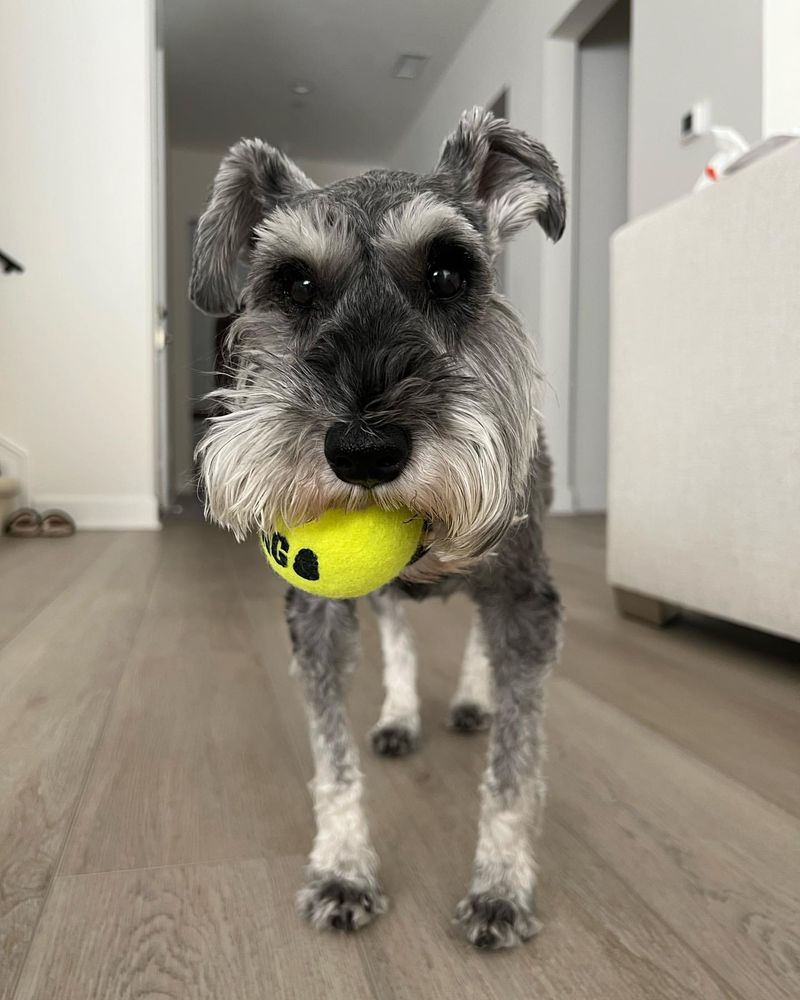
607,140,800,641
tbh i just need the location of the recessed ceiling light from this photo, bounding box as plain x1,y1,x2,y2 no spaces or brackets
392,54,429,80
291,82,314,96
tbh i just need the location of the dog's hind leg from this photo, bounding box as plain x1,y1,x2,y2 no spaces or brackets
286,589,387,932
456,569,562,949
449,614,493,732
368,589,420,757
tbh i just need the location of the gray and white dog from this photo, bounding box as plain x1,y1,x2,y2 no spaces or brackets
190,107,565,950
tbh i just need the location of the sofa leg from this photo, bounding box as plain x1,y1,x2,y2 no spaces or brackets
613,587,680,627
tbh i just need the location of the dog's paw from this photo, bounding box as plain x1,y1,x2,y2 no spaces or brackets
370,721,419,757
297,874,387,932
455,891,541,950
449,702,493,733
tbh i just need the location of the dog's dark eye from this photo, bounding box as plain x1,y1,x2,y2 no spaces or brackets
428,265,463,300
278,264,316,307
426,243,469,301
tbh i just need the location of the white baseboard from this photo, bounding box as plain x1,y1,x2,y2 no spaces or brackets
33,494,161,530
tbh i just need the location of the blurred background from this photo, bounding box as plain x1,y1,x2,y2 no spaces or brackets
4,0,799,645
4,0,798,529
1,2,798,999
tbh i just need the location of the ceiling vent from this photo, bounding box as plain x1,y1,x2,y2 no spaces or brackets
392,54,429,80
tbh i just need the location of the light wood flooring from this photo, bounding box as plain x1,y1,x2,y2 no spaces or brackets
0,514,798,999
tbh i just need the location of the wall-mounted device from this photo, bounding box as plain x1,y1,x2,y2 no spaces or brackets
680,100,711,143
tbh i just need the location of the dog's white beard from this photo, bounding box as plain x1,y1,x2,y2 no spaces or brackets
201,411,536,574
198,318,540,565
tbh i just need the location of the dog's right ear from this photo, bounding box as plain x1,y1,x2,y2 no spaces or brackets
435,107,566,249
189,139,316,315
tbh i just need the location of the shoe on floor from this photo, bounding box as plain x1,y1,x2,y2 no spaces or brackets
3,507,42,537
40,509,76,538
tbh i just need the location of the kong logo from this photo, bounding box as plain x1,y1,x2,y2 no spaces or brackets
264,530,320,581
258,506,423,600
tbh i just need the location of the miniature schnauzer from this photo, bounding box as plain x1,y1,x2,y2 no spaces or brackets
190,107,566,949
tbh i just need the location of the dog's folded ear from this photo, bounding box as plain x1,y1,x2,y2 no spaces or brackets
435,107,566,248
190,139,316,316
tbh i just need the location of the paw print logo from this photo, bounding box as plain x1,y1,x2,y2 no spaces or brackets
265,530,320,582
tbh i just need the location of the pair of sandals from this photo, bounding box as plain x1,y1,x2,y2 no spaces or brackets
3,507,76,538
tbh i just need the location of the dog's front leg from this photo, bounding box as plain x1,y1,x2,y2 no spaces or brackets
286,589,386,932
456,580,561,949
449,615,494,732
368,589,420,757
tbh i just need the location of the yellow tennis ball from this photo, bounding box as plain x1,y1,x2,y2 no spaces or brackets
260,505,424,599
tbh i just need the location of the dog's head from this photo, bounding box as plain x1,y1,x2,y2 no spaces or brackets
191,107,565,569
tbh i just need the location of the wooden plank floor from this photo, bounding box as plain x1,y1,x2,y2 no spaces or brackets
1,515,798,999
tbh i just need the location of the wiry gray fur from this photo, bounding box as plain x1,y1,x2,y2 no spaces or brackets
191,107,565,949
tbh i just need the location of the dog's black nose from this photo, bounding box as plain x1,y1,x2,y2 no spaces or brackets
324,422,411,487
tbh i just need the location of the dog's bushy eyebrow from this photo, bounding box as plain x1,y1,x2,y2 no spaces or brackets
190,138,316,315
377,193,484,259
251,200,358,277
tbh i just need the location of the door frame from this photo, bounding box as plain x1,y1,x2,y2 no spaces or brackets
151,2,171,511
539,0,622,513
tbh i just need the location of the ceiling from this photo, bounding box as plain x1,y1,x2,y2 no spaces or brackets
163,0,490,163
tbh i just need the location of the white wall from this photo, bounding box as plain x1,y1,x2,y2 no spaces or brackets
629,0,800,215
762,0,800,135
628,0,763,218
0,0,158,528
166,147,381,493
572,0,629,512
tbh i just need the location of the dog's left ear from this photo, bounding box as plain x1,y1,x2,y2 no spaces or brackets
190,138,316,315
435,107,566,246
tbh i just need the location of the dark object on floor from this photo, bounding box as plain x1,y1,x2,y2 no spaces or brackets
3,507,42,537
40,509,76,538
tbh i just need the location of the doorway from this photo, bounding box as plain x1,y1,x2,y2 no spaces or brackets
570,0,630,511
